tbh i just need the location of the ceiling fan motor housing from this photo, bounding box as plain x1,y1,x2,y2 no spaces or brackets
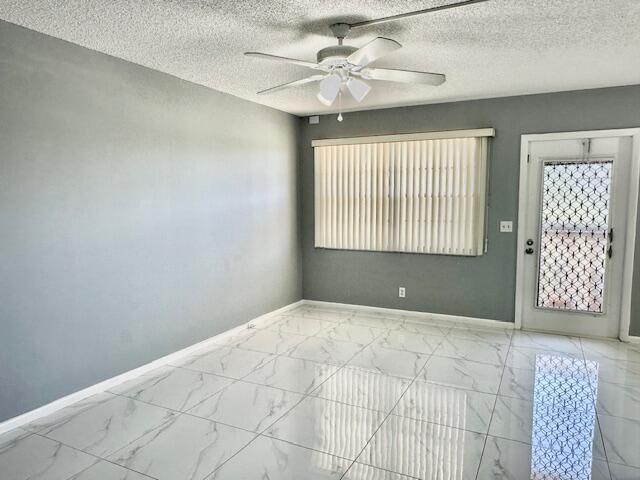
317,45,358,66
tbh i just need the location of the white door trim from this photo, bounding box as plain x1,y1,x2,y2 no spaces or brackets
515,128,640,340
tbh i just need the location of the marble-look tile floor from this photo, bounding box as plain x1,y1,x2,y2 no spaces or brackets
2,304,640,480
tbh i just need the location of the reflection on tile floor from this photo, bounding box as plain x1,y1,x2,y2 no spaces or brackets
3,303,640,479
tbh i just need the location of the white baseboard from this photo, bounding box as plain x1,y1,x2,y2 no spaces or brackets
301,300,640,341
0,300,303,436
301,300,515,330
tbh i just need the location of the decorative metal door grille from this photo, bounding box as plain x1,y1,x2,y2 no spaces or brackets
536,160,613,313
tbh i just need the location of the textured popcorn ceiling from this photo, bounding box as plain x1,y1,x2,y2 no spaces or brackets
2,1,640,116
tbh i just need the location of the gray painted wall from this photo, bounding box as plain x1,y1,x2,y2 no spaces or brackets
300,86,640,334
0,21,301,422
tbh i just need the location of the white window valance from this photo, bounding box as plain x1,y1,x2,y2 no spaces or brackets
313,129,493,256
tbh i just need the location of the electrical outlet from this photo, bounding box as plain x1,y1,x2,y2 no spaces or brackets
399,287,406,298
500,221,513,233
309,115,320,125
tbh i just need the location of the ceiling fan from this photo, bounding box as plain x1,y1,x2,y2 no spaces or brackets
245,0,489,118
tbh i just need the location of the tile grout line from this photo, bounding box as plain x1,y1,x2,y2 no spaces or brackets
36,411,175,472
579,336,614,479
226,309,516,369
472,328,513,480
274,310,515,479
197,433,260,480
103,390,294,438
46,344,290,480
109,376,240,414
24,394,182,477
201,310,381,479
30,429,162,480
177,330,345,463
170,344,280,379
337,329,451,479
249,433,358,462
256,309,393,478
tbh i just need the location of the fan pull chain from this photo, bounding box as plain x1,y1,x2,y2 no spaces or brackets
337,91,344,122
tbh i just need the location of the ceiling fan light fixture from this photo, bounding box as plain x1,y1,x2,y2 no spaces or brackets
316,91,333,106
346,78,371,103
318,74,342,105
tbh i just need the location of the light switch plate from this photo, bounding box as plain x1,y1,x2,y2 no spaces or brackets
500,221,513,233
309,115,319,125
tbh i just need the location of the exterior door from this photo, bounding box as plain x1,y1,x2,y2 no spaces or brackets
518,135,632,338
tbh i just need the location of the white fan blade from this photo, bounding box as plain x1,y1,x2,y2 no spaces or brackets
360,67,446,86
318,74,342,105
257,75,325,95
245,52,320,70
346,78,371,102
347,37,401,67
350,0,491,28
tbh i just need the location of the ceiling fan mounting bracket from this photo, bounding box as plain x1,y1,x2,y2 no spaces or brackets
329,23,351,43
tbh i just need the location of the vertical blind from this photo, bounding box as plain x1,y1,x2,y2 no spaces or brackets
313,130,493,256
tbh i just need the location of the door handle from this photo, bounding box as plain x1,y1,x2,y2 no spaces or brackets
525,247,534,255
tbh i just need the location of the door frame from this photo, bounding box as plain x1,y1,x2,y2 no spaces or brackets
515,128,640,340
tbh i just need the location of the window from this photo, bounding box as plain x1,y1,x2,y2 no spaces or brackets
313,129,494,256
